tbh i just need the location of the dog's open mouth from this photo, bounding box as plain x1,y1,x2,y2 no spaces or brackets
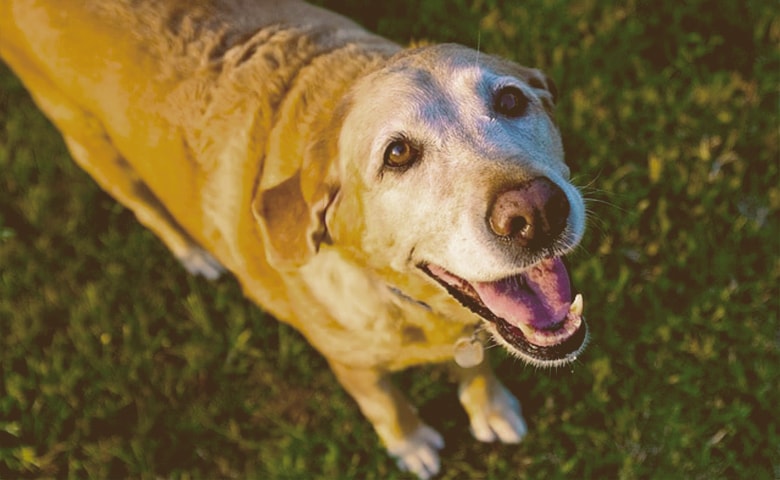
421,257,587,365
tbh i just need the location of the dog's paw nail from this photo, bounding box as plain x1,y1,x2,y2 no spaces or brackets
464,382,528,444
388,425,444,479
470,424,498,443
178,248,225,280
492,413,527,443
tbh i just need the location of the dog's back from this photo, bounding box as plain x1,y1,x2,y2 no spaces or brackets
0,0,397,317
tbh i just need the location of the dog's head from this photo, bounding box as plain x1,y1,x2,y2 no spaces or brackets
254,44,587,367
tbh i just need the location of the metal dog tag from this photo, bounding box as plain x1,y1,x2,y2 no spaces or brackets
454,336,484,368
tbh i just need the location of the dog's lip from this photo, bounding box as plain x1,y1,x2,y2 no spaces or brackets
419,258,587,364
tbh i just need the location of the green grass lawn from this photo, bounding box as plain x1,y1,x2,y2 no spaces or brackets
1,0,778,478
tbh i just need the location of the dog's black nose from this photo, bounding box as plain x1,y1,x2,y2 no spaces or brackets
489,178,570,248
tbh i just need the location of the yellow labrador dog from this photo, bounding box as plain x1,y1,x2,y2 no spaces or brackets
1,0,588,477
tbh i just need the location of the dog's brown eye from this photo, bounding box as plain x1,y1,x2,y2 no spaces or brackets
384,139,420,168
494,86,529,118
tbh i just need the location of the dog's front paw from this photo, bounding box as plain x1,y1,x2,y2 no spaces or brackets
177,247,225,280
386,424,444,480
460,381,528,444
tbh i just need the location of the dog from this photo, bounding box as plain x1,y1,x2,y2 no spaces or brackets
0,1,588,477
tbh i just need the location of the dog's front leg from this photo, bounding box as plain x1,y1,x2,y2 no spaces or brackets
328,361,444,479
454,360,528,443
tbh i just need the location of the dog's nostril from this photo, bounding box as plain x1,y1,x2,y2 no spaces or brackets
489,178,570,248
509,216,530,238
547,190,570,237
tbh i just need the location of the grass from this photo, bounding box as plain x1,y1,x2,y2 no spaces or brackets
1,0,778,478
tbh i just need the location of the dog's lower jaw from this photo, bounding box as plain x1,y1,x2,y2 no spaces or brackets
486,318,589,368
419,261,589,367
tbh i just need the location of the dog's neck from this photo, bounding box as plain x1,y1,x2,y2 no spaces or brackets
387,285,433,311
387,283,486,367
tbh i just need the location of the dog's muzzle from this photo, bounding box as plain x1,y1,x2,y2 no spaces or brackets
421,177,588,366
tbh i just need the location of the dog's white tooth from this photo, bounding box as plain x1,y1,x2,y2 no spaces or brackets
569,293,583,317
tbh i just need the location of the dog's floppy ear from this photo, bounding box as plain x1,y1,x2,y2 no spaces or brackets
252,168,338,270
252,118,343,270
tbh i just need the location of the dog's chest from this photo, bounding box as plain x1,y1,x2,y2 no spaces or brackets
292,249,475,369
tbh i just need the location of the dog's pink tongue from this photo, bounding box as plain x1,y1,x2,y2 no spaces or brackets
473,258,571,330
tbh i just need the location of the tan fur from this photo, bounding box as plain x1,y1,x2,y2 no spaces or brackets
1,1,584,477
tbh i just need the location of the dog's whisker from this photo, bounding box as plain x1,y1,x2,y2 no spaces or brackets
582,195,624,213
473,30,482,68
